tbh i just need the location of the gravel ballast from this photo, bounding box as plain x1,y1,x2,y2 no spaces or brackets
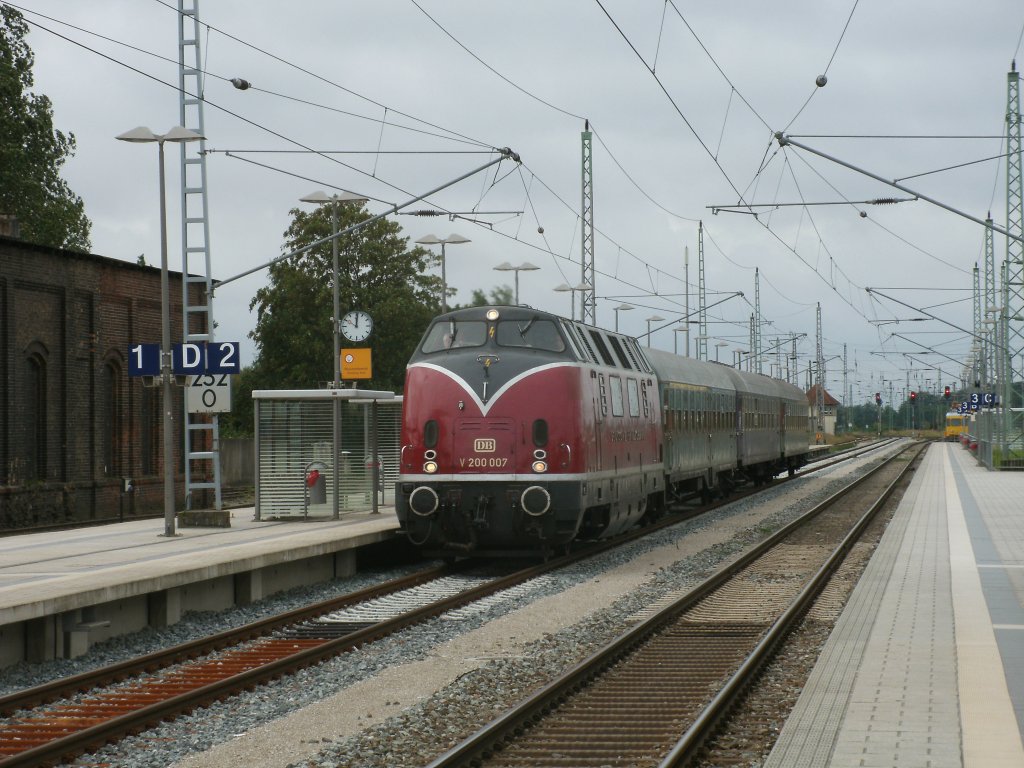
22,444,902,768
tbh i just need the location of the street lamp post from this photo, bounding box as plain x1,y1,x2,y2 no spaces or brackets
117,126,204,538
554,282,592,321
613,303,634,332
493,261,540,305
645,315,665,348
715,341,728,362
673,325,687,355
300,190,368,520
415,234,470,311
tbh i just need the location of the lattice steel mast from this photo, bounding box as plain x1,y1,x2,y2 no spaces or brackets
697,221,708,361
754,268,763,374
972,264,983,388
178,0,221,509
815,302,825,441
1005,62,1024,454
984,215,996,388
580,121,596,324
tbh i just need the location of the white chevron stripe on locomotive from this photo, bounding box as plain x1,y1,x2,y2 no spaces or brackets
408,361,577,416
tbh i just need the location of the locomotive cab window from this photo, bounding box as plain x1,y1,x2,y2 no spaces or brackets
496,319,566,352
421,320,487,352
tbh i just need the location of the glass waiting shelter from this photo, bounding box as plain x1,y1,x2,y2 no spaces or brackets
253,389,401,520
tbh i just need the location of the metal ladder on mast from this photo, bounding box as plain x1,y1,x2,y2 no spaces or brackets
178,0,222,510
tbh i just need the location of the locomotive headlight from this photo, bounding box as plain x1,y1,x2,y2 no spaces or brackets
485,308,500,321
423,461,439,474
531,460,548,473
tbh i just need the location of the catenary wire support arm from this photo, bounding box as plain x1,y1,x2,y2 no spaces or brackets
775,133,1023,243
215,149,521,289
867,287,1021,379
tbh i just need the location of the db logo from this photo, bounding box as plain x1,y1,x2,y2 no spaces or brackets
474,438,497,453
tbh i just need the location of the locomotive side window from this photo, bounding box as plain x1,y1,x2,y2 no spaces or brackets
627,379,640,417
532,419,548,447
571,323,600,363
495,320,566,352
421,320,487,352
424,419,439,448
609,376,624,417
608,336,633,369
588,330,616,367
559,320,586,360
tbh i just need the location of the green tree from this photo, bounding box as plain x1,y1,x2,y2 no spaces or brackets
248,203,440,394
0,7,91,251
466,284,513,307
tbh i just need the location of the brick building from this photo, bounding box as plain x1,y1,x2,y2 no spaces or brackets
0,233,207,530
806,383,841,438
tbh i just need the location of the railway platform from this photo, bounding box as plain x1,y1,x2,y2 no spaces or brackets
0,507,403,670
766,441,1024,767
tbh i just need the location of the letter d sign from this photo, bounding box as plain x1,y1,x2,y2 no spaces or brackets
172,343,206,375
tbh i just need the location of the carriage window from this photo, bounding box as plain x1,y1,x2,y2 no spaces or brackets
609,376,624,417
496,319,566,352
421,320,487,352
627,379,640,417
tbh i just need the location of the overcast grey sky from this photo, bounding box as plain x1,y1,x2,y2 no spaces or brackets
12,0,1024,405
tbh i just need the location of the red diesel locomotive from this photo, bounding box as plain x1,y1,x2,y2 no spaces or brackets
396,305,810,557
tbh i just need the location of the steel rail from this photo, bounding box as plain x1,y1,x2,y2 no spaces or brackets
0,440,890,767
659,441,927,766
0,563,453,717
425,441,919,767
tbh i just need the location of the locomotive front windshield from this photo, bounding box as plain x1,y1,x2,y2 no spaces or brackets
495,319,565,351
420,318,566,354
421,320,488,352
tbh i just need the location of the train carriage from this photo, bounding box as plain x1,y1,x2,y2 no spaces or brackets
728,368,810,481
396,306,811,558
645,349,738,500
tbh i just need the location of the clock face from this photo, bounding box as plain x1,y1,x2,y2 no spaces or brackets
340,310,373,342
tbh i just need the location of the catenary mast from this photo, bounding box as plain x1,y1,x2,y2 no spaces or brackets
178,0,222,509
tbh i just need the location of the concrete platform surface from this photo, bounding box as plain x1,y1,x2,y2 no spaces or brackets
0,508,401,625
765,442,1024,768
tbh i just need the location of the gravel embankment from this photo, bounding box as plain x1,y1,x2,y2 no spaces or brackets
20,445,900,768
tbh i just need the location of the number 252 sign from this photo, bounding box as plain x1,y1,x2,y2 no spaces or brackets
186,373,232,413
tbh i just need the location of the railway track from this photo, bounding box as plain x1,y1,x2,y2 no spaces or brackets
0,439,896,767
426,441,925,768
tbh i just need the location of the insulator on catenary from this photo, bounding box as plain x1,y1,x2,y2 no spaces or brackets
869,198,901,205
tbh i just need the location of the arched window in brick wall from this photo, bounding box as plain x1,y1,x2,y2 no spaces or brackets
102,356,124,477
24,344,48,482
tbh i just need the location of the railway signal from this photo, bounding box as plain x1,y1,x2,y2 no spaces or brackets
875,392,882,406
944,385,951,401
910,391,917,405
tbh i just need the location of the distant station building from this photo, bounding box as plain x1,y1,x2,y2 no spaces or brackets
0,225,207,530
806,383,840,439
